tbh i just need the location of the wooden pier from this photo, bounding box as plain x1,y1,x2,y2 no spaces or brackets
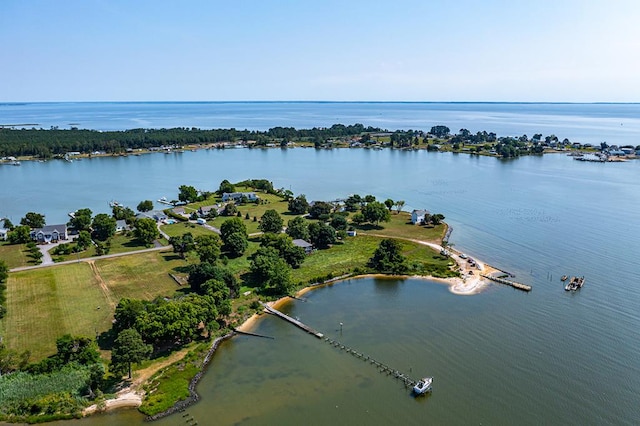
261,302,421,390
481,274,532,292
261,303,324,338
324,337,418,388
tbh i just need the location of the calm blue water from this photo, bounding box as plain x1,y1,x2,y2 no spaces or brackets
3,103,639,424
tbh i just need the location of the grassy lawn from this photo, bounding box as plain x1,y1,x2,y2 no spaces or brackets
291,234,453,286
354,211,447,242
0,242,32,269
1,250,188,360
50,234,155,262
95,251,186,302
161,222,219,239
2,263,110,359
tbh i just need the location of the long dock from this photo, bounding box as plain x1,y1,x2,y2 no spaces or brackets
481,274,532,292
324,337,418,388
261,303,324,338
261,303,420,389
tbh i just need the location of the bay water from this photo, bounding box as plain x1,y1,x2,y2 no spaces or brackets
1,103,637,424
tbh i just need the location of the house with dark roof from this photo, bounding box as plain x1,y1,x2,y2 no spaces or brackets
115,220,130,233
198,205,220,217
292,239,314,254
135,210,168,222
411,209,430,225
30,224,68,243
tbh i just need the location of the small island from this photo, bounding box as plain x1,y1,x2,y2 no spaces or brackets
0,178,508,423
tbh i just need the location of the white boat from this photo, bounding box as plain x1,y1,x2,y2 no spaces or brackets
413,377,433,395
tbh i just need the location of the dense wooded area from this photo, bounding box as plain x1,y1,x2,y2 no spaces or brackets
0,124,381,158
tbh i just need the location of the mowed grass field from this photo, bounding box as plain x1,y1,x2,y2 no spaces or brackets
1,250,186,360
355,211,447,242
2,263,109,359
290,235,449,284
0,242,33,269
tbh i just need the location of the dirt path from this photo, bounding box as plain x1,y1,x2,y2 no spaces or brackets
88,260,115,309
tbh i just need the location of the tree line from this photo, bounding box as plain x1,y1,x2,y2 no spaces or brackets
0,124,382,158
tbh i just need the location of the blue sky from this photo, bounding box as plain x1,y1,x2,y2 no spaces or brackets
2,0,639,102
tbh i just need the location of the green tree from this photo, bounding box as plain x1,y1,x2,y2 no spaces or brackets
308,201,332,219
114,298,146,332
260,209,283,234
395,200,405,214
430,125,450,138
344,194,362,212
8,225,31,244
351,212,365,225
75,230,92,251
330,215,348,231
250,246,294,294
288,194,309,214
225,232,248,257
20,212,45,229
368,239,407,274
2,218,14,230
364,194,376,203
188,262,239,297
91,213,116,241
261,233,306,268
286,216,309,241
195,234,222,263
308,222,336,249
221,202,238,216
217,179,235,195
178,185,199,203
112,205,136,221
137,200,154,212
169,233,195,259
111,328,152,379
54,334,101,366
0,259,8,283
220,217,247,241
133,218,159,246
68,208,93,231
384,198,394,212
430,213,445,225
362,201,391,225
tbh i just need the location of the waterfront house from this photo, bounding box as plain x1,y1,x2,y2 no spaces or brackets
115,220,130,233
30,224,67,243
411,209,429,225
0,228,7,241
136,210,168,222
292,239,314,254
222,192,259,203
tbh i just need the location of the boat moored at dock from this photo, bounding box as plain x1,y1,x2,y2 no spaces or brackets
413,377,433,395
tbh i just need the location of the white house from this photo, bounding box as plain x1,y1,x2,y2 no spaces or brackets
0,228,8,241
30,224,68,243
411,209,429,225
222,192,259,203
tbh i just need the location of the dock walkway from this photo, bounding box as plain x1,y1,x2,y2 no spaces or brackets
262,303,420,389
481,274,531,292
261,303,324,338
